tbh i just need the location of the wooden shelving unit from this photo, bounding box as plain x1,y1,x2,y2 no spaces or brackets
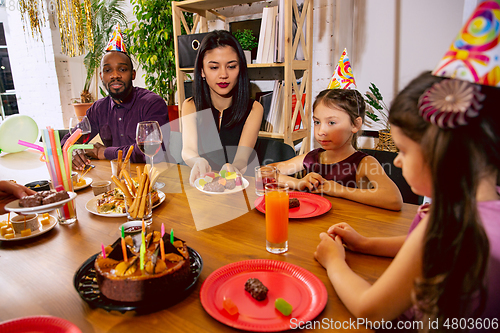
172,0,313,152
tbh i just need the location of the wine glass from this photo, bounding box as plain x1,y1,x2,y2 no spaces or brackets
69,116,92,144
136,121,164,188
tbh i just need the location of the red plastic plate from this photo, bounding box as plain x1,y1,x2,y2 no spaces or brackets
0,316,82,333
255,192,332,218
200,259,328,332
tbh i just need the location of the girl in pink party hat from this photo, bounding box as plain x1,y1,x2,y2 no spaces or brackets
269,50,403,211
315,1,500,329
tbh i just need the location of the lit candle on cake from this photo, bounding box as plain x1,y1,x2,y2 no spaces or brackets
101,243,106,259
170,228,174,244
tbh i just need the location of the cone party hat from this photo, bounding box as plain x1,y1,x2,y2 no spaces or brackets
327,48,357,89
105,24,127,53
432,0,500,87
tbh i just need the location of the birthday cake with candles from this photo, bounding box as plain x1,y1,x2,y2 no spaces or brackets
94,228,191,302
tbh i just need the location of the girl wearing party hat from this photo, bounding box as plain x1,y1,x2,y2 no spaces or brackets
269,50,403,211
315,1,500,327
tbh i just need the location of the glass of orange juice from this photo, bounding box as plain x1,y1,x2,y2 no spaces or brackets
265,183,289,254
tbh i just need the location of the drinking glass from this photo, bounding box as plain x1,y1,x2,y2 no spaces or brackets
265,183,289,254
255,165,278,196
136,121,164,188
69,116,92,144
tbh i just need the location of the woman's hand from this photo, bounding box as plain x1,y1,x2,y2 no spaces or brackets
0,181,36,214
221,163,241,175
327,222,367,253
297,172,325,191
314,232,346,270
189,158,211,185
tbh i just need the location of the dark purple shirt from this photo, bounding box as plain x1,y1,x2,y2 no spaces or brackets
303,149,368,188
62,87,170,163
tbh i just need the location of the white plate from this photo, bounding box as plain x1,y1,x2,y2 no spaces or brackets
85,190,166,217
4,192,77,214
73,177,93,191
0,215,57,241
194,177,249,195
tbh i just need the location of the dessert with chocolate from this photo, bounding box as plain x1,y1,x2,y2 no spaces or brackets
42,191,69,205
289,198,300,209
199,171,244,193
19,190,69,207
202,179,225,192
95,230,191,302
244,278,268,301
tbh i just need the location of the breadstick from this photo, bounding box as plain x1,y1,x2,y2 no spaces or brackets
122,145,134,171
128,172,146,217
117,150,123,176
111,175,133,205
136,165,142,179
122,169,137,196
137,173,150,218
120,180,134,206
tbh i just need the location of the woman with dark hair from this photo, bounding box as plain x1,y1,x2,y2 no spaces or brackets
181,30,263,184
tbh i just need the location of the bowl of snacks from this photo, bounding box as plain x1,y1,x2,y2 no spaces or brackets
119,221,149,235
24,180,50,192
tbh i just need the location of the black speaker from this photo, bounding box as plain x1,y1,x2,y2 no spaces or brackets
177,33,209,68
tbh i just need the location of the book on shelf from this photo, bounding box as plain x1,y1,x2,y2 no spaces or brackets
277,0,285,63
257,90,273,132
291,91,305,131
256,6,278,64
258,81,305,134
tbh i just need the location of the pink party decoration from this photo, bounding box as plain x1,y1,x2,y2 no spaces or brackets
327,48,357,90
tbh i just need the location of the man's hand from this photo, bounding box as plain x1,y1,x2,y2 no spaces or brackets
72,149,90,170
84,142,106,160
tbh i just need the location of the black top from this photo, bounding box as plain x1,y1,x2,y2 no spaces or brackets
195,100,254,169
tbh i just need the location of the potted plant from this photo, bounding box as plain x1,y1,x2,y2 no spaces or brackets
73,0,128,117
364,83,397,152
233,29,258,64
126,0,192,129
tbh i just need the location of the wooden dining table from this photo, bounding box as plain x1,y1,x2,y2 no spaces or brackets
0,152,418,332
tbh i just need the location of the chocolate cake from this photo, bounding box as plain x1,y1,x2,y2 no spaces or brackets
95,231,191,302
244,278,268,301
42,191,69,205
19,190,69,207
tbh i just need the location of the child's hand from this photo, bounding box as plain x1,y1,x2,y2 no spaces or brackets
314,232,345,269
310,180,340,196
298,172,325,191
328,223,367,253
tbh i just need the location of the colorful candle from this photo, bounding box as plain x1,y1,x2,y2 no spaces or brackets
101,243,106,259
140,242,145,270
121,226,128,262
170,228,174,244
160,238,165,262
160,223,165,261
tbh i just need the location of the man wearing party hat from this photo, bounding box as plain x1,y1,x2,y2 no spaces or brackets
63,24,171,169
314,0,500,329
